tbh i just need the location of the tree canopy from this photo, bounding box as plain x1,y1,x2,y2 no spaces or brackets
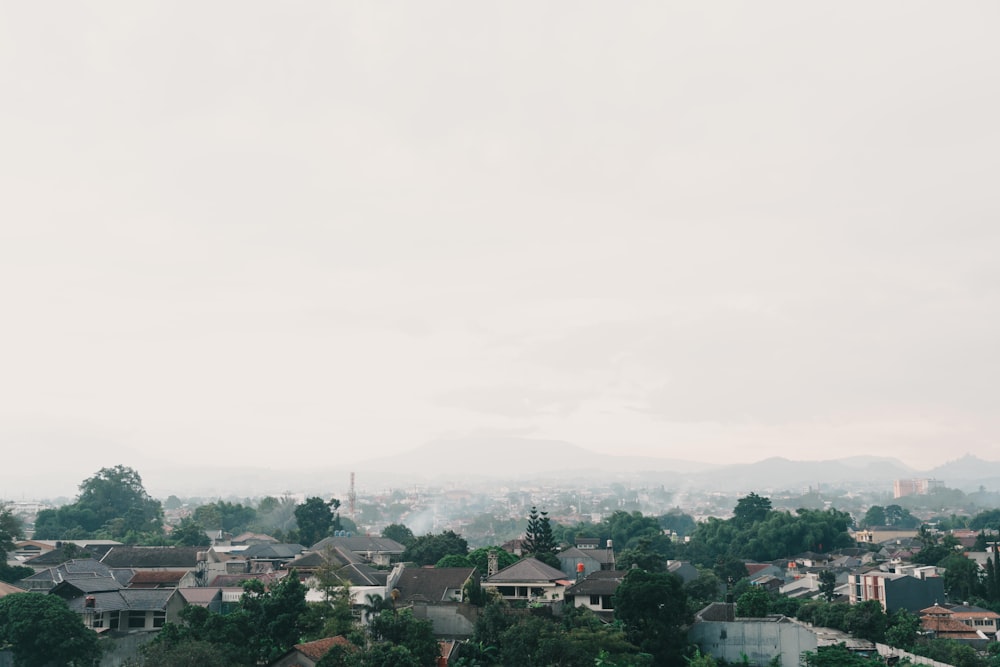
0,502,23,554
33,465,163,541
0,592,102,667
614,569,690,665
401,530,468,566
295,497,343,547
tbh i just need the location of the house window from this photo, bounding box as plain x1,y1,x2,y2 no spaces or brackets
153,611,166,628
590,595,601,606
91,614,104,629
109,612,120,631
129,612,147,629
601,595,613,610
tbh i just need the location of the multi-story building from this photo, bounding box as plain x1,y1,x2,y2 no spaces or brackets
848,568,944,613
893,478,944,498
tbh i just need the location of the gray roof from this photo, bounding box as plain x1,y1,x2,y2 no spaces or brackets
52,576,124,594
22,544,116,566
20,559,133,590
310,536,405,554
395,567,476,603
100,546,203,568
240,543,306,559
565,570,625,596
287,545,365,571
486,558,568,584
337,563,388,588
65,588,176,613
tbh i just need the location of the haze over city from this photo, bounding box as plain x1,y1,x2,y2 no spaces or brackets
3,3,999,499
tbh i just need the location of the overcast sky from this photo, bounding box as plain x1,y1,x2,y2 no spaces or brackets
2,2,999,497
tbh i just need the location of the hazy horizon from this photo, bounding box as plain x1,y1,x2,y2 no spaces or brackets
3,3,999,499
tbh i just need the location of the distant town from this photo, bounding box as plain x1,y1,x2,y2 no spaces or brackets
4,458,1000,666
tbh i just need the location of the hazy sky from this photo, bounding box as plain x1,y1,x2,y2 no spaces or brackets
3,2,999,497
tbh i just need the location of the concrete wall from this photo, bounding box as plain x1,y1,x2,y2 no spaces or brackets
689,618,818,667
410,603,479,639
98,631,157,667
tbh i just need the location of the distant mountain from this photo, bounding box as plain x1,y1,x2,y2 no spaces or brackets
926,455,1000,484
352,436,716,480
124,442,1000,498
682,456,915,493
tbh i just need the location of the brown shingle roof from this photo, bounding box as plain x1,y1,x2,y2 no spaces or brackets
293,636,353,660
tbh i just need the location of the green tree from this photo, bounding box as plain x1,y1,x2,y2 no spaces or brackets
860,505,886,528
844,600,887,642
617,536,667,572
435,554,474,568
733,492,772,526
295,497,343,547
942,553,983,601
0,502,23,553
818,570,837,602
614,569,690,665
238,573,311,665
171,516,211,547
885,609,920,649
402,531,468,566
366,608,439,666
736,586,771,617
802,644,885,666
193,501,258,535
683,569,724,612
0,562,34,584
467,547,519,575
686,649,719,666
141,639,231,667
659,510,697,537
884,504,919,529
523,506,557,558
77,465,164,538
969,509,1000,531
34,466,164,540
0,592,102,667
381,523,415,547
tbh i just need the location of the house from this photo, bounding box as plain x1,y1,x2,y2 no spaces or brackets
289,544,401,609
17,558,134,592
231,532,280,546
847,568,945,612
564,570,626,621
269,636,355,667
178,586,246,615
744,563,784,581
557,547,604,579
309,536,405,567
394,567,475,605
920,603,1000,646
483,557,571,604
394,567,479,638
239,543,307,571
48,576,185,633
